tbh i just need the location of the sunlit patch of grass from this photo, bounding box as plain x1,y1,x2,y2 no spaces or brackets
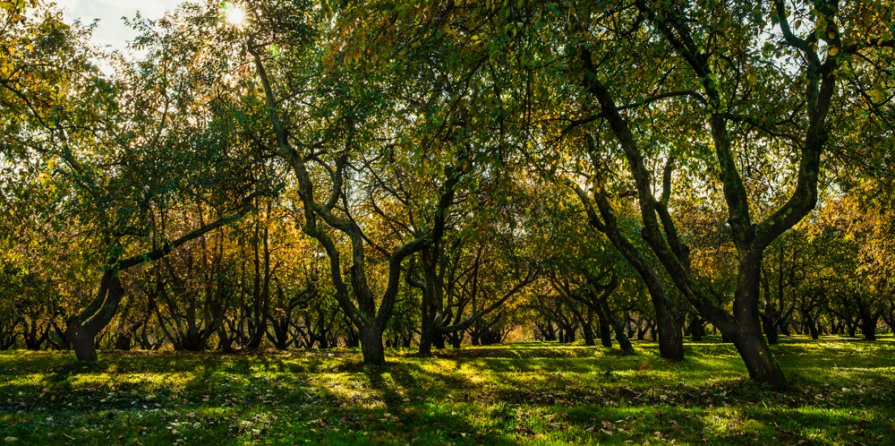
0,373,45,387
67,371,194,388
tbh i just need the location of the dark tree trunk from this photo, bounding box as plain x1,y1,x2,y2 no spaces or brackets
689,313,704,342
615,330,634,355
654,304,683,359
808,321,820,340
217,321,236,353
800,307,821,339
575,186,683,359
418,334,433,355
66,320,99,361
417,304,435,356
565,325,576,343
449,334,462,349
114,333,132,351
860,315,878,341
605,310,634,355
761,313,780,344
65,272,125,361
23,318,49,351
727,258,786,389
268,316,291,350
537,321,557,341
636,321,647,341
360,324,385,366
582,323,596,346
598,319,612,348
433,333,445,350
731,330,785,388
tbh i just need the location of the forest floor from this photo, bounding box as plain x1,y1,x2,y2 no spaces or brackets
1,337,893,445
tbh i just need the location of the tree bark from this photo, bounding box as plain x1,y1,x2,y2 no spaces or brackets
64,271,125,361
730,255,787,387
66,321,98,361
360,323,385,366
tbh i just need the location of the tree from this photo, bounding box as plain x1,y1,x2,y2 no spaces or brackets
1,2,262,360
545,0,895,388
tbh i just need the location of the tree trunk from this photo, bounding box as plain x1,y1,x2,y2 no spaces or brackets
729,256,787,389
433,333,445,350
808,321,820,340
360,324,385,366
689,313,704,342
64,271,125,361
449,334,462,349
114,334,132,351
598,320,612,348
66,321,98,361
731,330,786,388
636,321,647,341
610,317,635,355
538,321,557,341
860,315,878,341
418,332,433,356
598,299,634,355
655,303,683,360
582,323,596,346
269,317,290,350
761,313,779,344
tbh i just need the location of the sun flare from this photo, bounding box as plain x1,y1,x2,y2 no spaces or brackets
223,3,246,27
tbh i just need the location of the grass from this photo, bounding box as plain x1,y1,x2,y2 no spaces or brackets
1,336,894,445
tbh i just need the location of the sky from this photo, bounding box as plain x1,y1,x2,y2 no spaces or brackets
55,0,184,53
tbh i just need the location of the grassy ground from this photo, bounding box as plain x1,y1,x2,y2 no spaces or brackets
1,337,893,445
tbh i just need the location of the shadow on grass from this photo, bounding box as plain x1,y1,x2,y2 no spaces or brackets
1,340,895,444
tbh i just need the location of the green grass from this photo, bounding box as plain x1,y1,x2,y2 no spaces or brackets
1,337,894,445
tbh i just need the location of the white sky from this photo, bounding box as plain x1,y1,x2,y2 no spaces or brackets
55,0,184,53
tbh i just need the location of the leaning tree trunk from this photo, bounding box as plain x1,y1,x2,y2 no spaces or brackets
601,301,635,355
65,271,125,361
574,186,684,360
